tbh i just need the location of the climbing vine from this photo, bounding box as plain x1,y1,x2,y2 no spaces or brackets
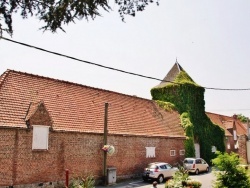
155,100,176,112
180,112,195,157
151,70,225,164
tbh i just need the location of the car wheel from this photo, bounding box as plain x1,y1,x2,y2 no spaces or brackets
195,169,199,175
142,177,147,182
206,167,209,173
157,175,164,184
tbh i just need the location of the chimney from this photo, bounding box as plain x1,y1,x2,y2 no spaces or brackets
233,114,237,141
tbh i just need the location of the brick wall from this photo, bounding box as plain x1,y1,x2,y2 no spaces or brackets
0,129,16,186
238,135,247,163
226,136,236,153
225,135,248,163
0,128,185,186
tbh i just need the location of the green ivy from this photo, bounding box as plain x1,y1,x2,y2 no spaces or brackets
180,112,195,157
155,100,176,112
151,70,225,164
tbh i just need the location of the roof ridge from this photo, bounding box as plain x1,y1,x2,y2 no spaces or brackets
206,111,232,118
4,69,150,101
206,112,247,134
25,101,43,122
176,62,184,72
235,119,247,131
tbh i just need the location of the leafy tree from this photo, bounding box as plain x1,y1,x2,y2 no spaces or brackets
0,0,159,36
212,151,250,188
237,114,249,123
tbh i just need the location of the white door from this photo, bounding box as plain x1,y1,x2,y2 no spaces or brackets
194,143,200,158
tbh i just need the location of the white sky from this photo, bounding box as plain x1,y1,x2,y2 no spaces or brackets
1,0,250,117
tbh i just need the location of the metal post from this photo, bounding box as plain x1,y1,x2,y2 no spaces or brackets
65,169,69,188
103,103,108,186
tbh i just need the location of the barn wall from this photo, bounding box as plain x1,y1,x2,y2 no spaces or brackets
0,128,185,186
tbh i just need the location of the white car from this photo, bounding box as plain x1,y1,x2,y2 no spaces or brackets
142,162,178,183
183,158,209,175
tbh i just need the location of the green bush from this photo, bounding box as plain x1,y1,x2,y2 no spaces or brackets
69,174,95,188
212,151,250,188
165,165,201,188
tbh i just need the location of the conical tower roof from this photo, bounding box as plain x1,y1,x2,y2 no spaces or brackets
154,61,195,88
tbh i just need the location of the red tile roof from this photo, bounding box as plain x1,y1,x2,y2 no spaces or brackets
206,112,247,136
0,70,185,138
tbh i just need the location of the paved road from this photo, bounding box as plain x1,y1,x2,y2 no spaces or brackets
96,171,216,188
189,171,215,188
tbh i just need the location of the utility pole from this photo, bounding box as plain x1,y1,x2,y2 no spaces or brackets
103,103,108,186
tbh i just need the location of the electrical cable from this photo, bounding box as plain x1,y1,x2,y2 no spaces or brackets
1,36,250,91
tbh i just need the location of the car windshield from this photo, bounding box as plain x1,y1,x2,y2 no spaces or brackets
184,159,194,164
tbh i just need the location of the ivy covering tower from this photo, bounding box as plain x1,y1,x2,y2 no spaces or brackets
151,62,225,164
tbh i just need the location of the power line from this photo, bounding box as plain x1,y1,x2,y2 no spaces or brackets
1,37,172,82
2,36,250,91
208,109,250,112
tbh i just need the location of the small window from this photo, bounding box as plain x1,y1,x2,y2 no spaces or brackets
32,125,49,150
145,147,156,158
170,150,176,156
211,146,217,153
179,150,185,155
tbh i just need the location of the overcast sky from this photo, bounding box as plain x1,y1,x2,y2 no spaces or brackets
1,0,250,117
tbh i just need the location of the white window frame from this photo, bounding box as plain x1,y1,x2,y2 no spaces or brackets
179,149,185,156
32,125,49,150
170,150,176,156
235,140,239,149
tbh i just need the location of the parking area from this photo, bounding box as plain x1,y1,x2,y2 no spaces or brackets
96,179,166,188
96,171,215,188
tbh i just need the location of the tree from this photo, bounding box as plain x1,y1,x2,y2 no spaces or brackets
212,151,250,188
0,0,159,36
237,114,249,123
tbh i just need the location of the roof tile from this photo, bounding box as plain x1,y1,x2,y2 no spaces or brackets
206,112,247,136
0,70,185,138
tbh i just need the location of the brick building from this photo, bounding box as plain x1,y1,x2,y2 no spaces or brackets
206,112,248,162
0,70,185,187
